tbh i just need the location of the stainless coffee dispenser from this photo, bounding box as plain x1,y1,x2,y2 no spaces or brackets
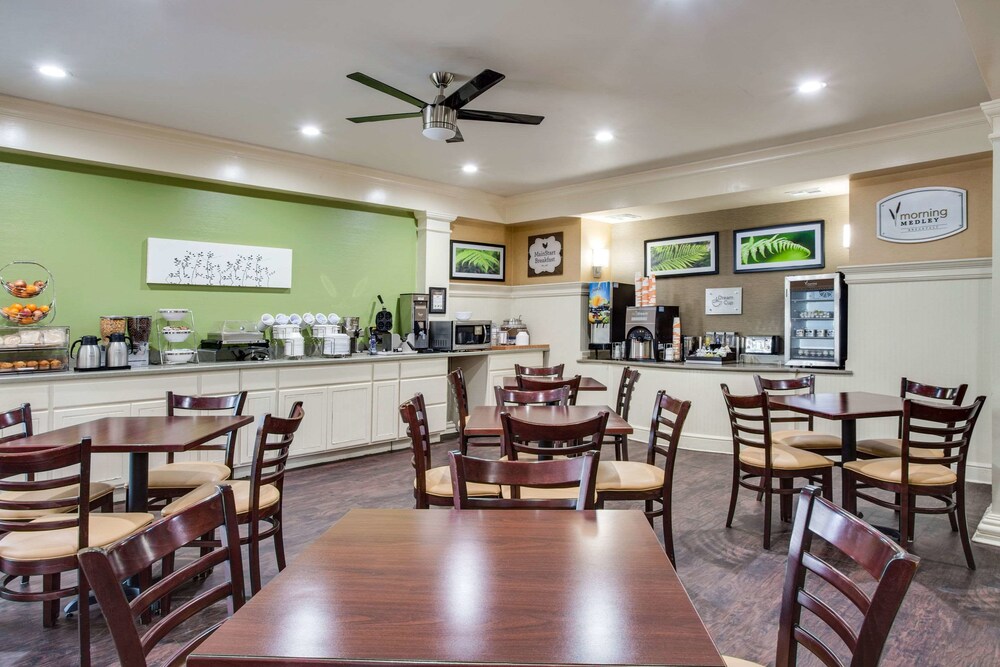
398,293,430,351
624,306,678,362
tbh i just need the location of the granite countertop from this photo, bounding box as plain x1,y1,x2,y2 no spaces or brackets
577,357,853,376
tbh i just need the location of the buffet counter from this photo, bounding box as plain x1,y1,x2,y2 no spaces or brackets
0,347,548,491
577,357,852,375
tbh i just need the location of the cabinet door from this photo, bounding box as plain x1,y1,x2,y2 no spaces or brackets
330,383,372,450
371,380,400,443
236,391,276,466
486,371,509,406
50,404,132,486
278,387,329,457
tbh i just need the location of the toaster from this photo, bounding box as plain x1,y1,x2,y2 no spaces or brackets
743,335,782,355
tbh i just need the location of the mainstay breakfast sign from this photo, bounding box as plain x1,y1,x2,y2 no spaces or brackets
527,232,564,277
876,187,967,243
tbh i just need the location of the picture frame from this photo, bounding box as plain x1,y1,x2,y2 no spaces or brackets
450,241,506,281
733,220,825,273
527,231,564,277
644,232,719,278
428,286,447,314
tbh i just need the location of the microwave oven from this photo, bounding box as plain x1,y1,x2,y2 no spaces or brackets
429,320,492,351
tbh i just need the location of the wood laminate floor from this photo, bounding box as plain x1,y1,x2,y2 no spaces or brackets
1,439,997,666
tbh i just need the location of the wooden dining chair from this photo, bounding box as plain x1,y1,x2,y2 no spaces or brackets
753,375,842,455
448,450,600,510
516,375,582,405
514,363,564,378
597,390,690,566
855,377,968,460
146,390,249,507
448,368,501,455
0,403,114,522
610,366,640,460
0,439,154,667
722,486,920,667
721,384,834,549
494,385,570,407
842,395,985,569
400,393,499,509
161,402,304,594
78,484,246,667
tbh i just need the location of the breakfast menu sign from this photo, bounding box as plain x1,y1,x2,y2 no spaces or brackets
527,232,563,277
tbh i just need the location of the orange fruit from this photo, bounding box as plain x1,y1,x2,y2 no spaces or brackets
39,305,49,313
24,304,36,312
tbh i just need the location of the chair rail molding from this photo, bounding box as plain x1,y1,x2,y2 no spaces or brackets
839,258,992,284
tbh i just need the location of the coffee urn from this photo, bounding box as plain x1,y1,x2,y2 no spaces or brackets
398,293,430,351
624,305,679,361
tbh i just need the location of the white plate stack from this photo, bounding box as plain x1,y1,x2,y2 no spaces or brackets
323,333,351,357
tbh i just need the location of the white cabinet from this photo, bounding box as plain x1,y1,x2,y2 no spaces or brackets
236,391,275,466
329,383,372,450
398,376,447,436
50,403,132,486
371,380,400,443
279,387,329,456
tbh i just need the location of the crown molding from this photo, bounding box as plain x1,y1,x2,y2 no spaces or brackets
502,107,990,222
448,281,588,299
0,95,505,222
839,257,991,284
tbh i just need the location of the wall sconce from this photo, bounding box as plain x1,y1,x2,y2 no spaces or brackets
842,223,851,249
592,248,610,279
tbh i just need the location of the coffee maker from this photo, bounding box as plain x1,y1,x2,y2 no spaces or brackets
398,293,430,352
625,305,678,361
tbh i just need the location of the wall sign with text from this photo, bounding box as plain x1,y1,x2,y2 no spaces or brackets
876,187,967,243
705,287,743,315
527,232,563,277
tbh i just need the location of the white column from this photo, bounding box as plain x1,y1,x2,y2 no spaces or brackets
414,211,456,318
974,98,1000,547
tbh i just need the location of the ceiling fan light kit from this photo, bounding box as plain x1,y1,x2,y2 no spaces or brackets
346,68,544,144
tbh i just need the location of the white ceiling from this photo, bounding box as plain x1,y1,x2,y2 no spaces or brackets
0,0,991,198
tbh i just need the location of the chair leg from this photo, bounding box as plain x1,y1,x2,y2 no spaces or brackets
763,476,773,550
459,434,468,456
160,552,175,616
249,524,262,596
618,436,629,462
78,568,91,667
779,478,792,522
821,469,834,501
725,462,740,528
948,501,959,532
842,469,857,516
955,486,976,570
42,573,59,627
661,495,675,569
899,493,911,547
907,495,917,539
643,499,654,528
274,515,287,573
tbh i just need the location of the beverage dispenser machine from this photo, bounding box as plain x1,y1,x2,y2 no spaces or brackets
588,281,635,352
398,293,430,351
625,305,678,361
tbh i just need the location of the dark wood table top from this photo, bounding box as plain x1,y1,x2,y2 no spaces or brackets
465,405,633,437
768,392,903,420
0,416,255,454
501,375,607,391
188,509,724,667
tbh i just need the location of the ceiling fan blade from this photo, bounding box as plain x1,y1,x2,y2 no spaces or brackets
446,127,464,143
443,69,505,109
457,109,544,125
346,112,422,123
346,72,427,108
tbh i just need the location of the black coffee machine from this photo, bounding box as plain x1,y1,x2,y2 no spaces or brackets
624,306,678,361
398,293,430,352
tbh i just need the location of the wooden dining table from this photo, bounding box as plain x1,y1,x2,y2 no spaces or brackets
2,416,254,512
501,375,607,391
768,391,903,462
188,508,725,666
464,404,632,437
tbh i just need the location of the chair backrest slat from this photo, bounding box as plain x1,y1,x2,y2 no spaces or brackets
722,384,774,460
899,397,984,469
447,368,471,433
775,487,919,667
895,377,968,438
501,410,608,459
647,391,691,468
515,363,564,378
513,376,582,405
165,391,248,467
0,440,90,538
449,450,599,510
615,367,641,418
0,403,32,444
754,374,815,429
495,385,570,407
249,402,304,515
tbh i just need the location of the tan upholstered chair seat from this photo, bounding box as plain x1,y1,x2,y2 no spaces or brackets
147,461,232,488
772,429,841,450
161,480,280,517
855,437,944,459
843,458,957,486
739,444,833,471
500,485,592,501
0,512,153,561
420,466,499,498
0,482,114,520
723,657,764,667
596,461,664,491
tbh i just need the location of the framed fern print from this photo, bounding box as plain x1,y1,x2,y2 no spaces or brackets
733,220,825,273
644,232,719,278
450,240,506,281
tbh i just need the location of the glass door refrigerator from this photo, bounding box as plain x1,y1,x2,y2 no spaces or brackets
784,272,847,369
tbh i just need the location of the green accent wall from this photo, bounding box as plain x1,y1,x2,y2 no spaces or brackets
0,153,417,340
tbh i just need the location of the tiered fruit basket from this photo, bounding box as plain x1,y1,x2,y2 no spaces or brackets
0,261,69,374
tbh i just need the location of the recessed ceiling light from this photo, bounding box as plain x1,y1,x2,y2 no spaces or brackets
785,187,824,196
300,125,322,137
37,64,68,79
606,213,641,222
595,130,614,142
461,163,478,174
797,80,827,94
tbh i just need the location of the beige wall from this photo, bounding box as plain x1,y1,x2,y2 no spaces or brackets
848,153,992,265
610,196,850,336
450,217,512,285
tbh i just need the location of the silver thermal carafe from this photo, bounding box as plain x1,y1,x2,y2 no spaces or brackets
105,332,133,369
398,293,430,351
70,335,102,370
624,306,679,362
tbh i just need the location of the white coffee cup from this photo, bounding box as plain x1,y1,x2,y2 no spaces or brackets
274,313,289,326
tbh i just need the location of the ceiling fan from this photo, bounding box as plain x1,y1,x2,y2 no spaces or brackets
345,69,544,143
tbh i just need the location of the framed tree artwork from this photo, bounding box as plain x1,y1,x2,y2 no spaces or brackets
733,220,825,273
644,232,719,278
450,241,506,281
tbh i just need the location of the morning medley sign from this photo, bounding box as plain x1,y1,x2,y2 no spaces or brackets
876,187,967,243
